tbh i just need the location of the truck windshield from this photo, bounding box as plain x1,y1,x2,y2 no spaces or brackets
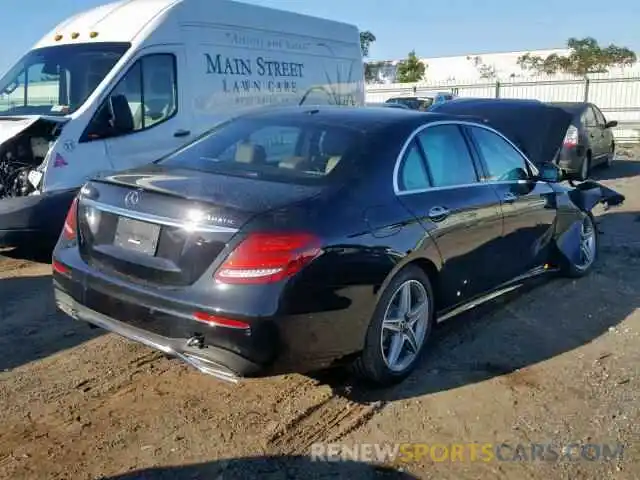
0,42,130,117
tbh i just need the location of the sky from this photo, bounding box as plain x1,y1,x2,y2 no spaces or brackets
1,0,639,71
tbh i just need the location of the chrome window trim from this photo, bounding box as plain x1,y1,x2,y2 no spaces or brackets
392,120,540,196
80,198,239,233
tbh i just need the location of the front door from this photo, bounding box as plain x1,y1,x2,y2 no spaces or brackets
466,124,557,282
592,104,612,165
395,123,505,308
89,47,192,173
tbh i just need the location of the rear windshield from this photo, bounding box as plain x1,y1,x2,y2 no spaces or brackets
157,116,365,185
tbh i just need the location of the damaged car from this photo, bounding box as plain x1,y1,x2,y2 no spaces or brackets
0,41,131,247
52,104,625,387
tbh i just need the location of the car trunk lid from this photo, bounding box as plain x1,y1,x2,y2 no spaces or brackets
76,166,323,286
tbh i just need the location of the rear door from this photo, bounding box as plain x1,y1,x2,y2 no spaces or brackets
395,123,504,306
465,124,557,282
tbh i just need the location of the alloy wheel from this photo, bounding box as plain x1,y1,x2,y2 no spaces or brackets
575,216,596,271
380,279,429,372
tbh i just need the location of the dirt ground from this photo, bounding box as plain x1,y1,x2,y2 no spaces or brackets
1,148,640,480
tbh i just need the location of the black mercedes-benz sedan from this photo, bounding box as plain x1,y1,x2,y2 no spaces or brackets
51,104,624,386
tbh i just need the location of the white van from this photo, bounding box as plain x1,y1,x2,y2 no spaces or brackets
0,0,364,247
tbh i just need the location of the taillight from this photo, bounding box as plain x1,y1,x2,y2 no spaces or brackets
52,259,69,275
62,197,79,241
214,232,322,284
193,312,250,329
563,125,579,147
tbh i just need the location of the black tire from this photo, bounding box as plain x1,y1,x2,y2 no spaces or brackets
577,152,591,181
559,212,599,278
351,265,435,386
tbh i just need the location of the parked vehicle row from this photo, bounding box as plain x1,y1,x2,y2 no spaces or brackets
384,92,456,111
52,101,625,387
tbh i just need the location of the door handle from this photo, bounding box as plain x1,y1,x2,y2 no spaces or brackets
428,206,450,222
173,129,191,138
503,192,517,203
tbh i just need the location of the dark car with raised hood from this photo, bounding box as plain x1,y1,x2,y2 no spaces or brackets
52,104,625,386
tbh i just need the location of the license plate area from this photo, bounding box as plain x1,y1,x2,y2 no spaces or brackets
113,217,160,256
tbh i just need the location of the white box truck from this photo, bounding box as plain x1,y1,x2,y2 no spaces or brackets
0,0,364,247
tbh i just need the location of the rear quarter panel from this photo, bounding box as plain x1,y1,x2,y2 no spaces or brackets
243,129,442,368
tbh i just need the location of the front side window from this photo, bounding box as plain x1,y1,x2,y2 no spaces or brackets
417,124,478,187
0,42,130,117
592,105,606,126
85,53,177,139
470,127,530,182
157,117,363,185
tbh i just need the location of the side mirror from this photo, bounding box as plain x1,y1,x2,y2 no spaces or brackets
107,94,134,135
605,120,618,129
1,80,19,96
538,162,563,183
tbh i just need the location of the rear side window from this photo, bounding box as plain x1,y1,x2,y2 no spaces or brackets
398,141,430,191
158,118,363,184
416,124,478,187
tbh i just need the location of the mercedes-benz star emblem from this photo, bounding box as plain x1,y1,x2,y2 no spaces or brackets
124,190,142,208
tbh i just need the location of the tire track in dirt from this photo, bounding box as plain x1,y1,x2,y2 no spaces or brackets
264,377,386,456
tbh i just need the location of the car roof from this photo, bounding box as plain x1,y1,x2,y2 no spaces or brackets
427,98,574,165
235,103,573,166
236,105,455,132
546,101,589,114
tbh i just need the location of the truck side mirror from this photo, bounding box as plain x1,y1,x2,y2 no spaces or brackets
108,94,134,134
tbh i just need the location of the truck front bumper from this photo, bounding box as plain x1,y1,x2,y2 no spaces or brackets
0,189,77,247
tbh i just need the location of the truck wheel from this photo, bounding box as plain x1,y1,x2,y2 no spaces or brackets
351,265,434,386
560,213,599,278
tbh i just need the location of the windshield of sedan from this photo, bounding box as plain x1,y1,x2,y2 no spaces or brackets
0,42,130,117
157,116,365,185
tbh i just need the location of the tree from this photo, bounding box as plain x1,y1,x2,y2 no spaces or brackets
467,55,497,80
396,50,426,83
360,30,377,83
517,37,637,76
360,31,376,58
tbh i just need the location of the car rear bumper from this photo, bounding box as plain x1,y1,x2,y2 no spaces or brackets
51,242,370,380
0,189,77,247
54,288,246,382
556,145,586,173
52,265,278,379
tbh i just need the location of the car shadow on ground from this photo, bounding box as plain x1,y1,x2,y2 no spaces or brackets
311,209,639,404
590,158,640,181
100,455,417,479
0,274,101,371
0,243,55,264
